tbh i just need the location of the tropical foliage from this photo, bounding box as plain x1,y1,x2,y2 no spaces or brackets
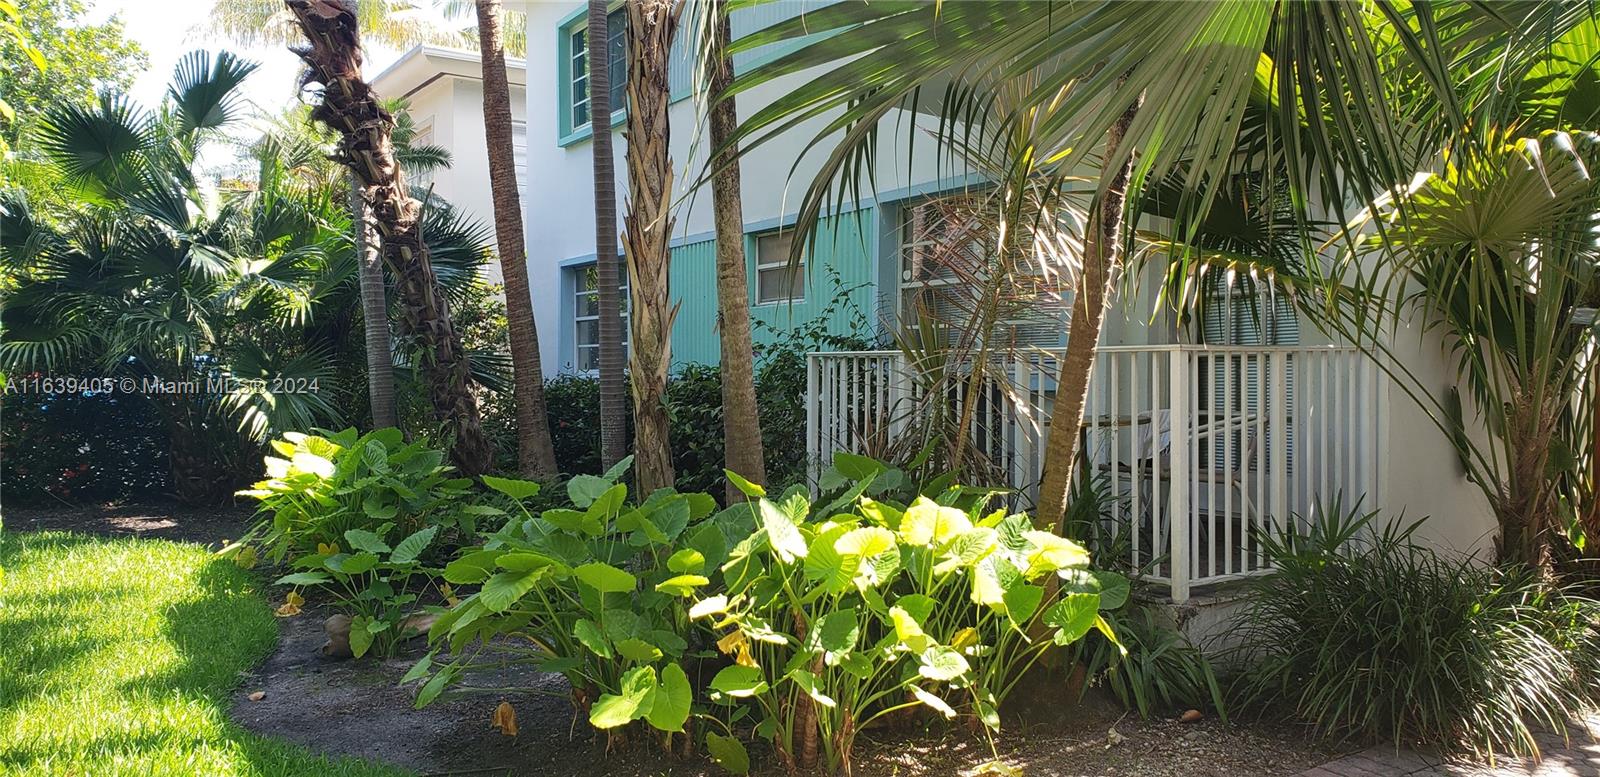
0,50,501,504
380,453,1113,775
1233,504,1600,759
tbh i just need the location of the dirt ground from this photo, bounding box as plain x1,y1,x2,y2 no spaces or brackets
229,604,1335,777
10,502,1339,776
5,499,255,547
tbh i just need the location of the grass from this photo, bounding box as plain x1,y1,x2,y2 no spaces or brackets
0,530,408,777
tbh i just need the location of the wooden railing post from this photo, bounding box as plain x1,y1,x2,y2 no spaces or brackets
1168,348,1191,603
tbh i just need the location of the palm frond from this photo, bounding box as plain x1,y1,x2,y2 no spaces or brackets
168,50,260,138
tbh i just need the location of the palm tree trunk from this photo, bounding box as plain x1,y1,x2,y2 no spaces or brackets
1035,94,1142,534
475,0,558,478
286,0,493,475
589,0,628,471
351,174,398,430
623,0,680,496
706,0,765,503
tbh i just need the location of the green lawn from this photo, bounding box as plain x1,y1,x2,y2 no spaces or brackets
0,531,407,777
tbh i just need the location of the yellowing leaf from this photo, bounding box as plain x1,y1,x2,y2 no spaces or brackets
899,497,972,547
274,590,303,618
317,542,339,556
717,629,758,668
233,546,258,569
491,701,518,736
1023,531,1090,575
439,583,459,607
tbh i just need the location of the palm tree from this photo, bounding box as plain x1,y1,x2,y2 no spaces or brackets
1329,131,1600,569
720,1,1581,533
205,0,466,50
0,51,348,503
256,101,450,431
588,0,628,471
694,0,766,502
285,0,493,475
623,0,682,495
464,0,559,478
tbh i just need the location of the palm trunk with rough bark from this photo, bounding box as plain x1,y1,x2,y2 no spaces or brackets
1035,94,1143,534
475,0,558,478
623,0,680,496
351,174,398,430
287,0,492,475
589,0,628,471
706,0,765,503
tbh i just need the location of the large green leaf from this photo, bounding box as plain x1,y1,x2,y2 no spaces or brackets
574,562,636,594
758,498,807,564
389,526,438,565
705,732,750,774
481,474,542,500
343,528,391,555
1045,592,1101,645
709,665,768,698
442,550,502,584
645,663,691,732
589,666,656,729
478,570,544,612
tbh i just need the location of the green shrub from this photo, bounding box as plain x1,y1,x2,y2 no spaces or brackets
235,428,475,565
276,524,445,658
407,456,1114,775
1232,505,1600,758
1077,605,1225,720
691,456,1119,774
412,456,716,732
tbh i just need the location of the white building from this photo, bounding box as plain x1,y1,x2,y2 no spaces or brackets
372,44,530,286
509,1,1499,603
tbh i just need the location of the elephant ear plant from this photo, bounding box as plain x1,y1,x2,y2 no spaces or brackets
690,459,1123,775
276,524,444,658
411,457,721,741
233,427,475,566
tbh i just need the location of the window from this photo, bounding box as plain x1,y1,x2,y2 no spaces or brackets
410,119,436,191
573,263,628,372
512,119,528,202
897,196,1070,348
567,8,627,133
754,231,805,304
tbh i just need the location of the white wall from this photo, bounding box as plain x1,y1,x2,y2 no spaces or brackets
521,1,973,380
393,72,529,287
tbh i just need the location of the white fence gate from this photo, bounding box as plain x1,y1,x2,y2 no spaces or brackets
806,346,1383,601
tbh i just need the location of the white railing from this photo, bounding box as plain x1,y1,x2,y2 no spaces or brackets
805,345,1383,602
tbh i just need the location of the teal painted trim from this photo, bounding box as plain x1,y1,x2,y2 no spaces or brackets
659,207,879,368
560,253,598,268
556,2,628,148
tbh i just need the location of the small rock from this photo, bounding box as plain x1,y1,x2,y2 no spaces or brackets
1184,730,1205,742
1180,709,1203,723
322,613,353,658
1106,726,1126,747
248,691,266,701
400,612,438,639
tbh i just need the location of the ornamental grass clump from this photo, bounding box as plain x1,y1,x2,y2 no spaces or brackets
1233,506,1600,760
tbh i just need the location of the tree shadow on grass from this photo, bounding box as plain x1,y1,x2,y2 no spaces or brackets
0,531,402,777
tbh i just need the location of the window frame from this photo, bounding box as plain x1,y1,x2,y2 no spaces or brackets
557,5,629,147
752,230,806,306
572,263,629,375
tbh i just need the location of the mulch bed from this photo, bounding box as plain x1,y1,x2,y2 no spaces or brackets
8,501,1339,776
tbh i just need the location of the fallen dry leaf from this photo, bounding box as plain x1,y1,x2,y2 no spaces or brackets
275,590,304,618
491,701,518,737
248,691,266,702
1180,709,1203,723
